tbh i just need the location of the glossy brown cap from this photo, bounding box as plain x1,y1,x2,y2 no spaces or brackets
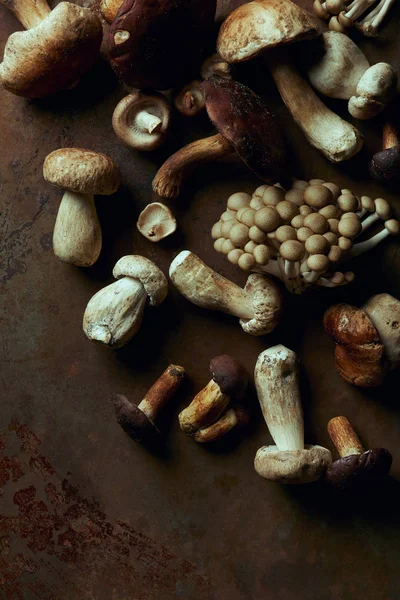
369,147,400,184
209,355,248,399
113,394,159,443
325,448,392,490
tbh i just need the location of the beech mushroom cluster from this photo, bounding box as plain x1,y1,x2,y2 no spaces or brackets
212,180,400,294
313,0,396,36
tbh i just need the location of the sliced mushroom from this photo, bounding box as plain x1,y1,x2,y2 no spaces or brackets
137,202,177,242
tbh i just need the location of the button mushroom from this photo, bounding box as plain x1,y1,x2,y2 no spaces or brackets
43,148,121,267
83,255,168,348
169,251,283,336
325,416,392,490
153,77,286,199
370,122,400,184
0,0,102,98
217,0,363,163
112,91,171,151
254,345,332,484
114,364,185,443
137,202,177,243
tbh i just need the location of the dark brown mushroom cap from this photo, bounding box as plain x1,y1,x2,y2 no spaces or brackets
209,355,248,399
113,394,159,443
325,448,392,490
106,0,216,90
369,146,400,184
201,77,286,183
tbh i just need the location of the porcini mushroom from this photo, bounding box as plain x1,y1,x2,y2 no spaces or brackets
0,0,102,98
325,416,392,490
43,148,120,267
254,345,332,483
83,255,168,348
114,364,185,443
370,122,400,184
217,0,363,162
112,91,171,151
348,63,397,120
137,202,177,242
193,406,249,443
153,77,286,199
169,251,283,336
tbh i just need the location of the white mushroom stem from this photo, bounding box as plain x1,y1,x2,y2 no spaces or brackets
4,0,51,29
255,345,304,451
348,228,390,257
344,0,375,21
136,110,162,134
357,0,395,34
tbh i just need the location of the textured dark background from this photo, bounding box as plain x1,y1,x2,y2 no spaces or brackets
1,1,400,598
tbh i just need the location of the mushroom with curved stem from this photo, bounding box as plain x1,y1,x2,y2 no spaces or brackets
112,91,171,151
83,255,168,348
0,0,102,98
254,345,332,484
174,81,205,117
193,406,249,443
137,202,177,242
43,148,120,267
370,122,400,184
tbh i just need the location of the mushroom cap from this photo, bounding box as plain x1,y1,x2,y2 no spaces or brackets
43,148,120,195
113,255,168,306
137,202,177,242
217,0,320,64
363,294,400,368
193,405,248,443
325,448,392,490
106,0,216,90
209,355,248,399
280,239,305,261
112,91,171,151
202,77,286,183
255,444,332,484
0,2,102,98
370,146,400,184
113,394,159,443
240,274,283,335
174,81,205,117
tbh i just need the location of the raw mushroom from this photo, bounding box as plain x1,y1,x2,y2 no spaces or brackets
217,0,363,163
100,0,122,23
0,0,102,98
348,63,397,120
112,91,171,151
325,416,392,490
43,148,120,267
179,355,248,434
193,406,249,443
370,122,400,184
137,202,177,242
254,345,332,483
314,0,396,37
174,81,205,117
169,251,283,336
83,255,168,348
201,53,233,80
113,364,185,444
153,77,286,199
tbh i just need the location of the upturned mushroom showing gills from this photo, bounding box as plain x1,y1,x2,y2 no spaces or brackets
211,180,400,294
370,122,400,185
217,0,363,163
43,148,121,267
254,345,332,484
313,0,396,37
325,416,392,491
153,77,286,199
137,202,177,242
83,255,168,348
0,0,102,98
169,251,283,336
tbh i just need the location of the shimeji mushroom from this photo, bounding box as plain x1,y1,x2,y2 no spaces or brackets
83,255,168,348
43,148,121,267
254,345,332,484
217,0,363,163
0,0,102,98
313,0,396,37
211,180,400,294
153,77,286,199
370,122,400,185
169,251,283,336
137,202,177,242
113,364,185,444
112,91,171,151
325,417,392,490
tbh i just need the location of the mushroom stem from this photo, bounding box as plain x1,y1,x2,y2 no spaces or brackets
360,211,380,231
327,416,364,457
138,364,185,422
348,222,397,257
1,0,51,28
153,133,234,199
135,111,163,134
357,0,395,35
193,407,248,443
382,122,399,150
179,379,230,434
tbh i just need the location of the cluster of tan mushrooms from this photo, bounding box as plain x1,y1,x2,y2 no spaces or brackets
313,0,396,36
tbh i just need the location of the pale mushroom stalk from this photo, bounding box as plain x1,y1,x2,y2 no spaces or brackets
357,0,395,34
3,0,51,28
136,112,162,134
344,0,375,21
348,220,400,257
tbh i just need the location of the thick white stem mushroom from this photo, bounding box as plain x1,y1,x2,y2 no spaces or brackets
5,0,51,28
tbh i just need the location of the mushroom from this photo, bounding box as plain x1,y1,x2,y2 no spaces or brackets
315,0,396,37
179,355,248,434
153,77,286,199
201,53,233,80
324,293,400,387
174,81,205,117
105,0,216,90
370,122,400,184
348,63,397,120
217,0,363,163
112,91,171,151
43,148,121,267
254,345,332,483
325,416,392,490
113,364,185,443
137,202,177,242
0,0,102,98
100,0,122,23
169,251,283,336
83,255,168,348
193,406,249,443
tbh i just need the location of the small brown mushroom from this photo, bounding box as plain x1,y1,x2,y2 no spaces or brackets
193,405,249,443
370,122,400,185
201,53,233,80
137,202,177,242
174,81,205,117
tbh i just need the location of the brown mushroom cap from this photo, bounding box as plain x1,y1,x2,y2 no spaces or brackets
137,202,177,242
174,81,205,117
113,394,159,443
255,444,332,484
325,448,392,490
210,355,248,399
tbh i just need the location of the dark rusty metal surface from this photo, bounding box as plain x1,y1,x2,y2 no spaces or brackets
1,1,400,598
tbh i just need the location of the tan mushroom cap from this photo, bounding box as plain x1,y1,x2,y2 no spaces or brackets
217,0,321,64
137,202,177,242
254,444,332,483
307,254,330,271
305,234,330,255
113,255,168,306
304,184,332,208
304,213,329,234
254,206,281,232
363,294,400,368
280,239,305,261
43,148,120,195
